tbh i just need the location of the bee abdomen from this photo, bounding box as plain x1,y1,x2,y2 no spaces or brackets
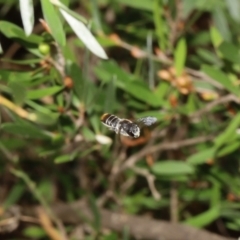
101,113,121,130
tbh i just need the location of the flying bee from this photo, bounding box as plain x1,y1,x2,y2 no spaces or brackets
100,113,157,138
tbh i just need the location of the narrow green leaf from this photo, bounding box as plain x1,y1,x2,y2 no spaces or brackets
154,82,170,105
202,65,239,96
104,78,116,113
8,81,26,105
0,70,34,83
125,82,160,107
187,148,215,165
184,206,220,228
196,49,222,66
218,42,240,63
0,21,42,44
34,112,59,125
95,61,161,107
90,115,100,134
23,226,46,239
1,58,41,65
226,221,240,231
19,0,34,36
82,127,96,141
3,184,25,208
1,123,51,139
174,38,187,76
68,62,84,100
212,7,231,41
54,154,74,164
151,160,194,175
40,0,66,46
90,0,103,32
217,140,240,157
208,178,221,208
26,86,63,99
214,113,240,149
153,0,166,50
210,26,223,49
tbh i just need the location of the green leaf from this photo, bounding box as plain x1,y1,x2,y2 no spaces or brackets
186,148,215,165
19,0,34,36
103,233,118,240
184,206,220,228
190,31,211,46
40,0,66,46
3,183,25,208
125,82,160,107
214,113,240,149
23,226,46,238
196,49,222,66
208,178,221,208
1,58,41,65
26,86,63,99
218,42,240,63
8,81,26,105
226,221,240,231
202,65,239,96
212,7,231,41
154,82,170,105
0,21,42,44
67,62,83,100
153,0,166,50
217,140,240,157
95,61,162,107
37,180,54,203
82,127,96,141
34,112,59,125
1,123,51,139
174,38,187,76
210,26,223,49
151,160,194,176
0,70,35,82
54,154,75,164
104,78,116,113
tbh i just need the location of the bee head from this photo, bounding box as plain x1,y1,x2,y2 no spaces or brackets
128,123,140,138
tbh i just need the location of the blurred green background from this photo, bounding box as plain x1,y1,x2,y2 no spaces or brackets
0,0,240,239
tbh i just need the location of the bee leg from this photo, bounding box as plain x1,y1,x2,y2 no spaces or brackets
117,125,123,142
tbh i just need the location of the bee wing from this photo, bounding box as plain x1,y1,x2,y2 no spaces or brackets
136,116,158,128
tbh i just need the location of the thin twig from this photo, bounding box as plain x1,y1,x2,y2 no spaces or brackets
121,135,214,172
132,166,161,200
190,94,240,119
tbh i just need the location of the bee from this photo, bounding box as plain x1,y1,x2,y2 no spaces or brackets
101,113,157,138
